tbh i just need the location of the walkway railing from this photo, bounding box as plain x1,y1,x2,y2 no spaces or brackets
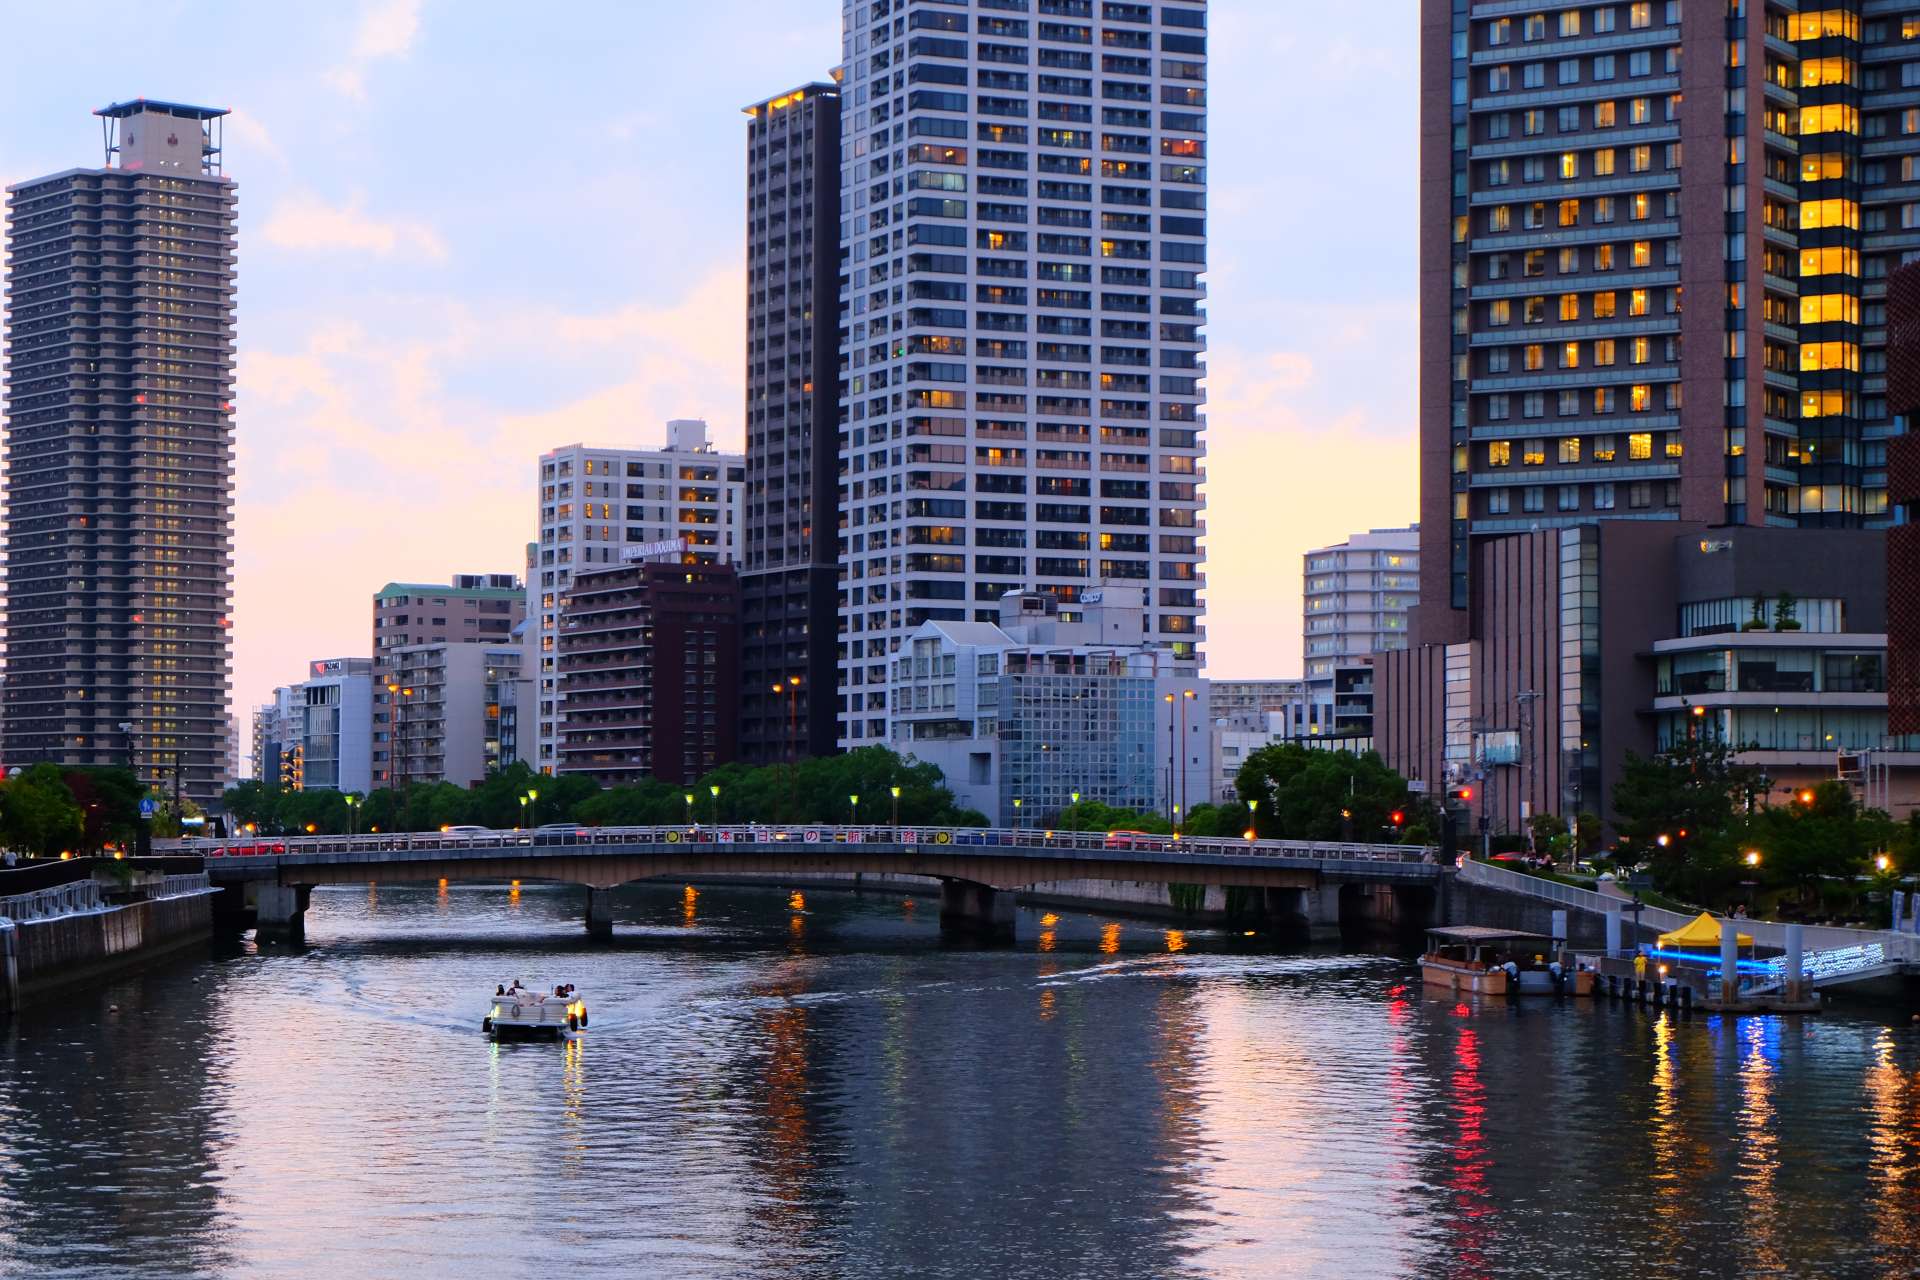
0,880,104,923
166,824,1436,868
1458,856,1920,962
152,872,214,901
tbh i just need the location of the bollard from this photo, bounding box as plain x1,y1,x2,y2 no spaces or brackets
1604,905,1622,959
1784,923,1805,1003
1720,919,1740,1008
1680,985,1693,1014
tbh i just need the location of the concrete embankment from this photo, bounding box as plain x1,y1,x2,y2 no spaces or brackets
1,862,215,1014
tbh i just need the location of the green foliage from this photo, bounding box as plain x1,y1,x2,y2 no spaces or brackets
0,763,85,858
1234,743,1414,842
60,767,144,853
219,747,986,835
1053,801,1171,835
1773,591,1800,631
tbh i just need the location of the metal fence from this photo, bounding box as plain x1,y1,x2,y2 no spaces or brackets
1457,856,1920,961
0,880,104,923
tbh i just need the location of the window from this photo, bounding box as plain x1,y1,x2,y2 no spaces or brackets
1525,343,1546,370
1558,485,1580,512
1559,437,1582,464
1559,294,1580,321
1628,481,1651,508
1594,482,1616,509
1560,341,1580,369
1488,440,1512,465
1488,488,1511,515
1628,432,1653,460
1522,486,1545,513
1593,291,1617,318
1595,100,1616,127
1595,338,1616,365
1594,435,1617,461
1594,148,1616,176
1559,11,1581,36
1629,2,1651,28
1523,439,1547,465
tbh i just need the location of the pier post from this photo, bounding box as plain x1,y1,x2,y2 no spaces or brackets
939,879,1015,942
1784,923,1805,1002
1720,919,1740,1006
253,883,308,945
1894,891,1908,935
1604,904,1622,958
1,921,16,1015
1550,909,1568,956
585,888,615,941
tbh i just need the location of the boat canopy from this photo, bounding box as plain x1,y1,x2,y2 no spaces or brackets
1656,912,1753,949
1426,926,1556,945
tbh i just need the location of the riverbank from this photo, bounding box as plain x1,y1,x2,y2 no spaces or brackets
0,862,217,1014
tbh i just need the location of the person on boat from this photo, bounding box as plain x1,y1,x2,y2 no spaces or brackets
497,984,506,996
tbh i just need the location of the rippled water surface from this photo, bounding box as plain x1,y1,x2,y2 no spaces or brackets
6,881,1920,1279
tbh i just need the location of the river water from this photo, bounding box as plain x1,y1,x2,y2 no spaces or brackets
3,882,1920,1279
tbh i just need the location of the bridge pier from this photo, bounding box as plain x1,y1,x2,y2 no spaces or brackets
939,879,1015,942
1264,886,1341,939
253,883,309,945
585,888,615,941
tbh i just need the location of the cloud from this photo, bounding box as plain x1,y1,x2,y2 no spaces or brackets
222,110,284,169
230,270,743,718
260,192,448,261
325,0,424,100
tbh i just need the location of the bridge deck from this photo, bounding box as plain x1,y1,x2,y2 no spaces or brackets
171,825,1443,890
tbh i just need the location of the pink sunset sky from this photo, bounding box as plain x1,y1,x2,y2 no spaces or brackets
0,1,1419,727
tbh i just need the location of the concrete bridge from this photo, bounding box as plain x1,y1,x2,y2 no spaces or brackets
163,825,1443,943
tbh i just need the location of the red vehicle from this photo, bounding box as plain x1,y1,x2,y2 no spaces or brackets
1105,829,1156,849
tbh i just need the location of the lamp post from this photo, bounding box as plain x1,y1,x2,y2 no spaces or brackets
528,787,540,826
1248,797,1260,841
684,792,695,827
1180,688,1195,826
710,783,722,825
890,784,901,829
519,795,530,828
850,793,860,826
1163,692,1176,823
1012,797,1022,831
346,794,361,836
1743,848,1762,912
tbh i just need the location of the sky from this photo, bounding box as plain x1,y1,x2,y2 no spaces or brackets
0,0,1420,720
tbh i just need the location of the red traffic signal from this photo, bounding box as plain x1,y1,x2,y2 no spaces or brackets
1390,810,1406,827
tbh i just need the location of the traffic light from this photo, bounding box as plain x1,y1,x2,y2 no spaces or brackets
1447,784,1473,805
1390,810,1406,828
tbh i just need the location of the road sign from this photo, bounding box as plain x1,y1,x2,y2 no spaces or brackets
139,798,157,819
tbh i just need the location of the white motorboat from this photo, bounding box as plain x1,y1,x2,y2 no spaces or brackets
482,981,588,1040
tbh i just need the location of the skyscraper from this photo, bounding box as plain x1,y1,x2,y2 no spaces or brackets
740,81,843,765
834,0,1210,747
529,422,744,774
2,100,237,801
1418,2,1917,648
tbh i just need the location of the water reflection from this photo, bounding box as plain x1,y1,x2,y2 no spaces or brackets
5,884,1920,1278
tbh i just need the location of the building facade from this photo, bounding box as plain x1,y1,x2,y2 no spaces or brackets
1418,1,1920,646
834,0,1211,747
256,658,375,795
740,82,844,767
388,642,522,789
2,101,237,801
556,558,741,787
371,574,524,784
1304,525,1418,696
887,587,1206,827
530,421,745,774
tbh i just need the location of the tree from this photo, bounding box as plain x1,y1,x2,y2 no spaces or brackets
1611,737,1761,866
0,764,84,858
1773,591,1801,631
1743,780,1873,910
1235,744,1412,842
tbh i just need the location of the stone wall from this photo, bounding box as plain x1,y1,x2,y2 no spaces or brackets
3,894,212,1011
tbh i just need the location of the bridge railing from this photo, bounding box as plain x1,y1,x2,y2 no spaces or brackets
163,824,1435,866
1458,856,1920,962
0,880,104,923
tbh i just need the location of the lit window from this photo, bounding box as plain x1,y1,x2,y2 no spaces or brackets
1628,432,1653,460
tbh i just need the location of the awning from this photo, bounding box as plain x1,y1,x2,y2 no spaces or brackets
1657,911,1754,949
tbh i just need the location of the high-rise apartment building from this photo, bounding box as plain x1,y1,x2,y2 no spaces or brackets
1420,1,1920,648
556,558,741,786
371,573,524,783
259,658,375,794
530,421,745,773
741,82,845,766
834,0,1210,746
389,642,522,789
1303,525,1419,683
2,101,237,801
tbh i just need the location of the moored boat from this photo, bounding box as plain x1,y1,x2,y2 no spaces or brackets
483,981,588,1040
1420,926,1594,997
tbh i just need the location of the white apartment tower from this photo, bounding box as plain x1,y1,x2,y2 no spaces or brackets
530,420,745,773
835,0,1210,745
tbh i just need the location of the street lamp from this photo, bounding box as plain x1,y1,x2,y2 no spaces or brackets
1012,797,1022,831
345,794,362,836
1180,688,1196,825
1875,853,1891,874
890,784,902,829
850,793,861,826
1745,849,1762,868
710,783,722,825
1247,797,1260,841
684,792,695,827
1163,692,1176,824
519,794,530,827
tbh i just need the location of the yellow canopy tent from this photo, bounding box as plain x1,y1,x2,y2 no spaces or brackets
1657,911,1753,950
